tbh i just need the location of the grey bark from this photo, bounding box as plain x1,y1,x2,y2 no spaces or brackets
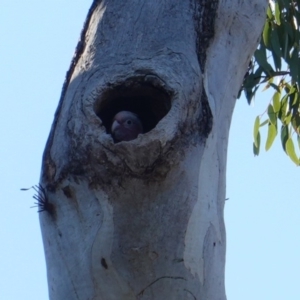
39,0,267,299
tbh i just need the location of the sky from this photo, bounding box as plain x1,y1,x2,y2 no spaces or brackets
0,1,299,299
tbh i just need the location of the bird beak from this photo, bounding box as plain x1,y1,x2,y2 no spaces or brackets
111,120,120,133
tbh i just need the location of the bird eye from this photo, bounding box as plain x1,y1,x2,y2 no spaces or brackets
126,120,132,125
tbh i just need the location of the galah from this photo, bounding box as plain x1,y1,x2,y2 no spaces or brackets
111,111,143,142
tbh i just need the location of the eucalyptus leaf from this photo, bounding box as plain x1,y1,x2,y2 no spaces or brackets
253,116,260,147
284,112,292,125
266,5,273,20
265,123,277,151
263,21,271,48
286,138,300,165
253,132,261,156
268,104,277,126
281,125,289,151
275,2,281,25
260,119,269,127
254,48,274,75
290,48,299,83
273,91,281,112
279,94,288,121
241,1,300,165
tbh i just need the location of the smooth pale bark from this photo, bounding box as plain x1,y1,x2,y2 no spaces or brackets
40,0,266,299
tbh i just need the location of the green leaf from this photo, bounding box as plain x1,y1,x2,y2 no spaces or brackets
253,116,260,147
289,91,298,106
284,112,292,125
279,94,289,121
253,132,261,156
281,125,289,151
270,29,281,53
270,29,282,70
254,66,263,78
269,83,281,93
285,138,300,165
290,47,299,84
243,73,260,89
266,5,273,20
254,48,274,75
281,22,294,61
260,119,269,127
265,123,277,151
273,91,281,112
297,60,300,88
268,104,277,126
243,0,300,163
263,21,271,48
291,112,300,134
245,86,259,105
287,84,295,95
285,21,295,41
295,10,300,34
275,2,281,25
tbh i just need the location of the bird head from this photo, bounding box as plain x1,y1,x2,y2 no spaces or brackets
111,111,143,142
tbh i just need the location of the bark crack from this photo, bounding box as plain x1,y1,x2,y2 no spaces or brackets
137,276,186,297
193,0,219,72
184,289,197,300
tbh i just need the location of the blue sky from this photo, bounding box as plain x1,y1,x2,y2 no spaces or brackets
1,1,299,299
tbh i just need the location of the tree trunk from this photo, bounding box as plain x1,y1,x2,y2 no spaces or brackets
39,0,266,299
